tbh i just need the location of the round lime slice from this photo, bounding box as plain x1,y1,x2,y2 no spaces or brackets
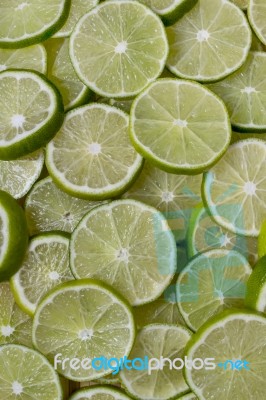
258,220,266,258
245,255,266,313
11,232,74,316
203,139,266,237
70,199,176,306
166,0,251,82
0,344,62,399
70,386,132,400
0,70,64,160
69,0,168,98
0,282,32,347
0,190,28,281
185,309,266,399
120,324,192,400
32,279,135,381
46,104,143,200
0,0,70,48
177,249,252,331
130,79,231,174
0,45,47,74
248,0,266,45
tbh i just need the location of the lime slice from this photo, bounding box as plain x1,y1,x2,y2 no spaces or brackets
0,45,47,74
208,52,266,132
0,344,62,399
248,0,266,45
11,233,74,316
46,104,143,200
69,0,168,98
70,386,131,400
0,190,28,281
0,282,32,347
94,375,120,385
70,199,176,305
185,309,266,399
258,220,266,257
177,249,252,331
0,70,64,160
123,161,202,241
45,38,92,111
120,324,192,400
130,79,231,174
139,0,198,26
231,0,248,9
166,0,251,82
54,0,99,38
245,255,266,313
187,204,258,266
98,97,133,114
0,0,70,48
0,150,44,199
203,139,266,237
25,177,107,236
32,279,135,381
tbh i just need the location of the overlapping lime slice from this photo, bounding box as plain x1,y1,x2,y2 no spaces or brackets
245,256,266,313
70,386,132,400
248,0,266,45
258,220,266,257
0,45,47,73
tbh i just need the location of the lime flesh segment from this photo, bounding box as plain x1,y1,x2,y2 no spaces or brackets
0,283,32,347
120,324,192,400
130,79,231,174
0,150,44,199
0,70,64,160
208,52,266,132
185,309,266,400
32,279,135,381
69,0,168,98
0,344,62,399
0,0,70,48
123,161,202,242
248,0,266,45
0,45,47,74
177,249,252,331
203,139,266,237
25,177,108,235
70,199,177,306
258,220,266,257
70,386,132,400
46,104,143,200
166,0,251,82
245,255,266,313
11,233,74,316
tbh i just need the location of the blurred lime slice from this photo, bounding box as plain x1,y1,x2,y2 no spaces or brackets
0,45,47,74
248,0,266,45
245,255,266,313
70,386,132,400
258,220,266,257
231,0,248,9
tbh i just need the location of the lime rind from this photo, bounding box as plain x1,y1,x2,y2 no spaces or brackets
258,220,266,258
245,255,266,312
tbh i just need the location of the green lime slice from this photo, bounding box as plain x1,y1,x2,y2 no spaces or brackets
203,139,266,237
177,249,252,331
208,52,266,132
120,324,192,400
98,97,133,114
11,233,74,316
258,220,266,257
69,0,168,98
25,177,107,236
70,386,131,400
123,161,202,241
0,190,28,281
54,0,99,38
248,0,266,45
46,104,143,200
0,0,70,48
70,199,176,306
130,79,231,174
245,255,266,313
166,0,251,82
45,38,92,111
0,150,44,199
231,0,248,9
139,0,197,26
32,279,135,381
187,205,258,266
0,45,47,74
0,282,32,347
0,70,64,160
185,309,266,399
0,344,62,399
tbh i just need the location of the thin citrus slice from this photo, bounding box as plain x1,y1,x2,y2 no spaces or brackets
69,0,168,98
248,0,266,45
0,45,47,74
258,220,266,257
0,70,64,160
130,79,231,174
32,279,135,381
70,386,132,400
46,104,143,200
177,249,252,331
11,233,74,316
70,199,176,305
245,255,266,313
